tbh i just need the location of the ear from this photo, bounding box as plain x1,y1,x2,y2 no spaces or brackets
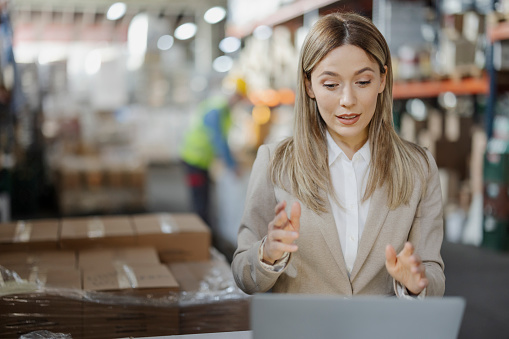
378,65,388,93
305,76,315,99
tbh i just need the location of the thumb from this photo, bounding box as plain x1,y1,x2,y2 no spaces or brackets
289,202,301,232
385,244,397,268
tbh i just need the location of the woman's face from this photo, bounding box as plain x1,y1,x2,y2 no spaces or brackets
305,44,386,148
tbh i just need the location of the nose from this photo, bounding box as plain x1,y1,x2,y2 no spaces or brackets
340,84,356,108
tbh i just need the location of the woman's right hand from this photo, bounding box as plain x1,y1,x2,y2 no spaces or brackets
262,200,301,264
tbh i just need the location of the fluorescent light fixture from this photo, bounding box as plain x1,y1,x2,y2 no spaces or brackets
253,25,272,40
128,13,148,70
174,22,197,40
212,55,233,73
107,2,126,21
204,6,226,24
157,35,174,50
219,37,241,53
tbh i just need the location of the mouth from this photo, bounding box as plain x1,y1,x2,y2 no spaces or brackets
336,113,361,125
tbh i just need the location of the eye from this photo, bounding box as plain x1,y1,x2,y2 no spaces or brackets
357,80,371,86
323,83,337,89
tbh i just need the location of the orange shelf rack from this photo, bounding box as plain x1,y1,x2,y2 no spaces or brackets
392,74,489,99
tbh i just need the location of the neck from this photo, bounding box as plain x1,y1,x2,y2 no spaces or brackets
331,133,368,160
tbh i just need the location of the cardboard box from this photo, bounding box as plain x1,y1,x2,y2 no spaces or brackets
0,268,83,338
78,246,160,269
105,166,125,187
82,264,179,296
82,264,179,339
0,219,60,252
0,250,77,270
132,213,211,263
6,266,82,289
169,260,250,334
59,167,83,190
0,292,84,339
60,215,136,250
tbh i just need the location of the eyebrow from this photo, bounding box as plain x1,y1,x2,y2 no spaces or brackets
354,67,376,75
317,67,376,77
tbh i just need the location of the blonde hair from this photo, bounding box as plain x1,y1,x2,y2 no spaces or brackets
270,12,429,213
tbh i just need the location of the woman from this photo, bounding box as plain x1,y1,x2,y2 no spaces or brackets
232,12,445,297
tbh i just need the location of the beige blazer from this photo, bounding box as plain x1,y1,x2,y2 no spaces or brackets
232,143,445,296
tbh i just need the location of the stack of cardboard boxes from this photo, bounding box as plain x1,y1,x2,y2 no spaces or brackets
0,219,61,252
169,259,250,335
56,156,146,216
0,253,83,338
0,213,251,339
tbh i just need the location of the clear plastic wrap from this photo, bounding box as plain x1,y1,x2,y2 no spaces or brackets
19,330,73,339
1,248,251,339
0,266,84,339
169,248,251,335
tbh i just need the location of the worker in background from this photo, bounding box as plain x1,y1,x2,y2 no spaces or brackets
180,78,247,226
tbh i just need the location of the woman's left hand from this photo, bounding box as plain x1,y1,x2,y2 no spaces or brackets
385,242,428,295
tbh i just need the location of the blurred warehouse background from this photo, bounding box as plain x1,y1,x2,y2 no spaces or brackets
0,0,509,338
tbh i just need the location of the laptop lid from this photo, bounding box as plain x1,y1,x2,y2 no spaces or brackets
251,293,466,339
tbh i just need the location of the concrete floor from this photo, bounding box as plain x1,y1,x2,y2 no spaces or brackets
442,242,509,339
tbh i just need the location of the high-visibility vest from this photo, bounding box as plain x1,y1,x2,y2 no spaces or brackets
180,96,232,170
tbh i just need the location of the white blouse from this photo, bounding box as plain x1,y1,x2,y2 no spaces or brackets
326,130,371,275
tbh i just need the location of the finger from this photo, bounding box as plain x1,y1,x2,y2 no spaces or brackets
270,241,298,253
405,253,421,271
272,210,289,229
411,265,423,274
269,229,299,243
401,242,414,257
274,201,287,214
385,244,397,267
418,277,429,289
289,202,301,232
410,254,422,265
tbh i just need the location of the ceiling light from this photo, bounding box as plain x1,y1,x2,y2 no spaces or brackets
213,55,233,73
157,35,174,51
107,2,126,21
219,37,241,53
174,22,197,40
204,6,226,24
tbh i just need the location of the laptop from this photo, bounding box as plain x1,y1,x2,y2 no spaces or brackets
251,293,466,339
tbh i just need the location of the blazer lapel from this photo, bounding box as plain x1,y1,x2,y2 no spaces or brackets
317,199,350,280
350,185,390,281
